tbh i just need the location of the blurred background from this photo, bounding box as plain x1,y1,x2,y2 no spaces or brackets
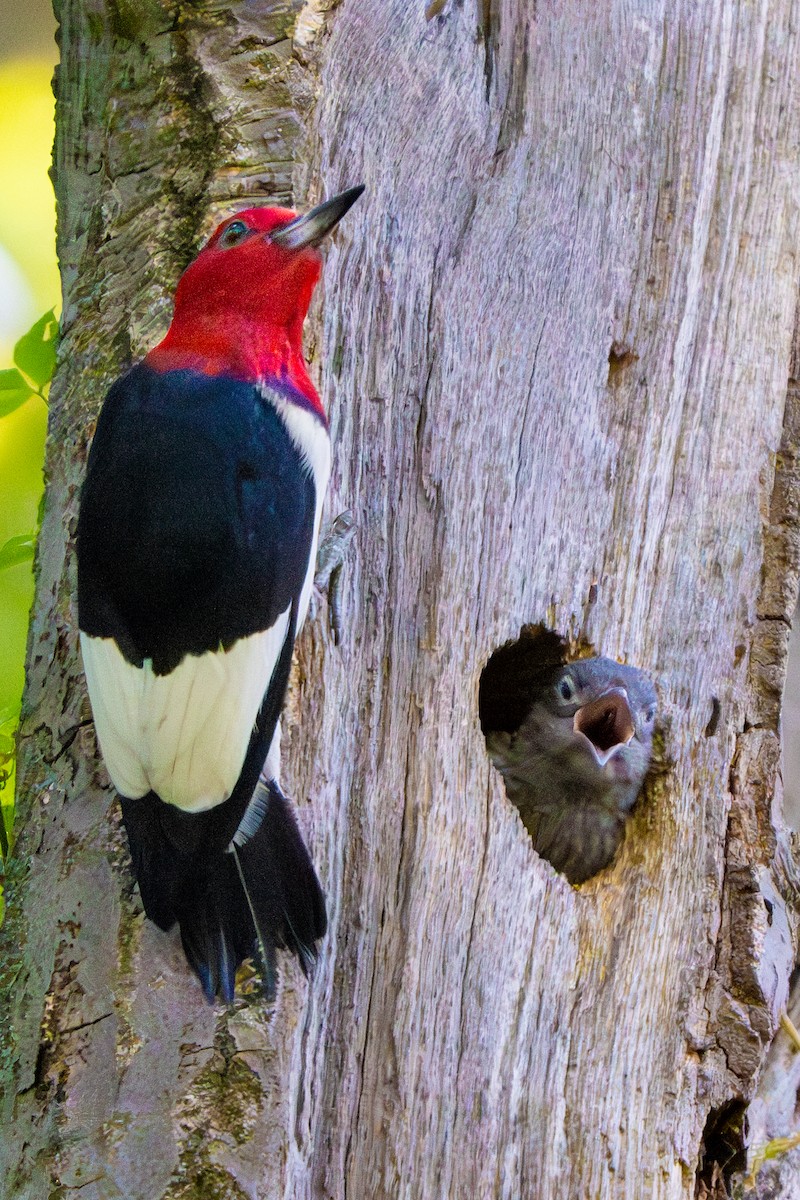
0,0,58,838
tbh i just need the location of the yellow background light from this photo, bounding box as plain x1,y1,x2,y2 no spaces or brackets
0,49,58,838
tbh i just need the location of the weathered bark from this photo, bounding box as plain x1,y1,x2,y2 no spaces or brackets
2,2,800,1197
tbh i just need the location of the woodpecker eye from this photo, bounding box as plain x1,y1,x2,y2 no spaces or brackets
557,675,577,703
219,220,250,249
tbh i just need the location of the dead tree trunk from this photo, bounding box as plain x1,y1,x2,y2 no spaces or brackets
2,2,800,1197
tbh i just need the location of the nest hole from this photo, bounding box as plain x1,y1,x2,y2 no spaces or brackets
479,625,572,737
479,624,659,886
479,624,593,737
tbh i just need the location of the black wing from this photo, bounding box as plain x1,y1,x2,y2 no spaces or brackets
77,362,316,674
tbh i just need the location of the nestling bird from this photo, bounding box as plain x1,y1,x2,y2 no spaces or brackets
486,657,657,884
77,186,364,1001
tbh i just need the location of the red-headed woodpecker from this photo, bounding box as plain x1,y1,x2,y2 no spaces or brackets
77,186,364,1002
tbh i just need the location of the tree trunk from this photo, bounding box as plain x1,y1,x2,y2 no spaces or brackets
2,2,800,1197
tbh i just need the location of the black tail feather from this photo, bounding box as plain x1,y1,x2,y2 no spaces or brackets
120,780,326,1003
176,853,246,1004
234,781,327,974
120,792,183,932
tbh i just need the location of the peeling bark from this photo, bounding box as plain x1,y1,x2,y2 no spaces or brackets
2,3,800,1198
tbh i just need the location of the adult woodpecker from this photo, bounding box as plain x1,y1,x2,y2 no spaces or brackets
485,657,657,884
77,186,364,1002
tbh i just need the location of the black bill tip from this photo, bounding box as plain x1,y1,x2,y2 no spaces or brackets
272,184,365,251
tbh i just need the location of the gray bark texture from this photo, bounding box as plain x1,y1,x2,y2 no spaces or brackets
2,1,800,1197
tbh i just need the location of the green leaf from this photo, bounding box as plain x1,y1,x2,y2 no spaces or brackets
13,308,58,391
0,368,33,417
0,704,20,727
0,532,36,571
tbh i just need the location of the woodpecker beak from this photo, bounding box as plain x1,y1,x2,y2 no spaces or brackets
573,688,635,766
271,185,365,250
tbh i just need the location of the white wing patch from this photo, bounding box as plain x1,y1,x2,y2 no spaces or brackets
80,609,291,812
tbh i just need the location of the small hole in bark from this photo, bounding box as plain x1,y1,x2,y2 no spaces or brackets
696,1101,747,1198
704,696,721,737
607,340,639,384
764,897,774,925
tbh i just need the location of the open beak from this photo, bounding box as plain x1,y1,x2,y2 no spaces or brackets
573,688,635,766
271,184,365,250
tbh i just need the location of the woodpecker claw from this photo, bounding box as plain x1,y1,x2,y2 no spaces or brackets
314,510,356,588
313,510,356,642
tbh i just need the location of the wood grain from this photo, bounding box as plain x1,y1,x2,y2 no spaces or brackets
1,2,799,1197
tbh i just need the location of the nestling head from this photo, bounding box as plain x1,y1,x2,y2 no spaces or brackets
485,653,658,884
537,657,657,801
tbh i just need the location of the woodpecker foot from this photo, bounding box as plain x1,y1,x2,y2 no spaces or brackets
313,509,355,643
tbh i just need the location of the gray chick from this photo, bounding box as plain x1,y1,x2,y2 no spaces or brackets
486,657,657,884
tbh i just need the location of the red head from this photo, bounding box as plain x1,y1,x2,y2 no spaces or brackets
147,187,364,416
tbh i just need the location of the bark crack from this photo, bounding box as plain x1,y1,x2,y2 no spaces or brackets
342,910,382,1200
511,318,547,508
61,1012,113,1036
453,771,492,1094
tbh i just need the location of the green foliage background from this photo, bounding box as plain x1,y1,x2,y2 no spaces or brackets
0,314,56,873
0,49,59,908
